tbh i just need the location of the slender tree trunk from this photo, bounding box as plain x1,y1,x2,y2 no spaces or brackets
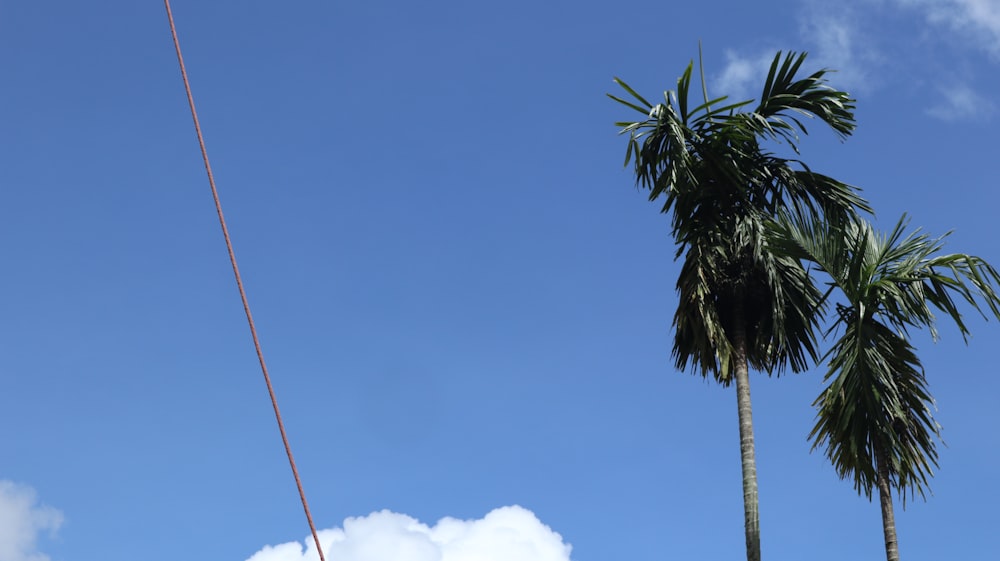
875,443,901,561
731,303,761,561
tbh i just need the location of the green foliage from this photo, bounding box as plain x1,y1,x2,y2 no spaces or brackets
768,212,1000,501
609,51,869,382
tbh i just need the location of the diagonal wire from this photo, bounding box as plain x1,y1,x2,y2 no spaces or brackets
162,2,327,560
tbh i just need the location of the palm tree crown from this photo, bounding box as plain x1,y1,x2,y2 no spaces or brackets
610,51,869,382
769,212,1000,501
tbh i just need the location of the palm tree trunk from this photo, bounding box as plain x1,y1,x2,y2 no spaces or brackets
731,303,761,561
874,443,901,561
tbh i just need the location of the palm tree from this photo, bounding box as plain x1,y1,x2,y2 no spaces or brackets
767,212,1000,561
609,50,869,561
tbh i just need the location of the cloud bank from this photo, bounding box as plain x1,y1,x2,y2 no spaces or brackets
0,481,63,561
245,505,573,561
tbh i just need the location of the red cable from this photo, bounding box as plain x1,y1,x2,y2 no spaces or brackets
162,3,327,560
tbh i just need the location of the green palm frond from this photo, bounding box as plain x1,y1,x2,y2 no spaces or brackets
753,52,857,145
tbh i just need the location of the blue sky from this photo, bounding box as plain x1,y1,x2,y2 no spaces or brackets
1,0,999,560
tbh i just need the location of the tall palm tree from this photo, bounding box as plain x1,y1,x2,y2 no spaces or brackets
767,212,1000,561
609,51,869,561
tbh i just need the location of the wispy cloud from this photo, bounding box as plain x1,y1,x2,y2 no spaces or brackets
0,481,63,561
245,505,573,561
894,0,1000,57
715,1,998,121
926,82,997,121
798,3,880,92
713,50,777,101
713,3,876,101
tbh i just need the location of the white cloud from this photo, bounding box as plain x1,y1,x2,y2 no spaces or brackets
245,505,573,561
925,82,997,120
0,481,63,561
894,0,1000,55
